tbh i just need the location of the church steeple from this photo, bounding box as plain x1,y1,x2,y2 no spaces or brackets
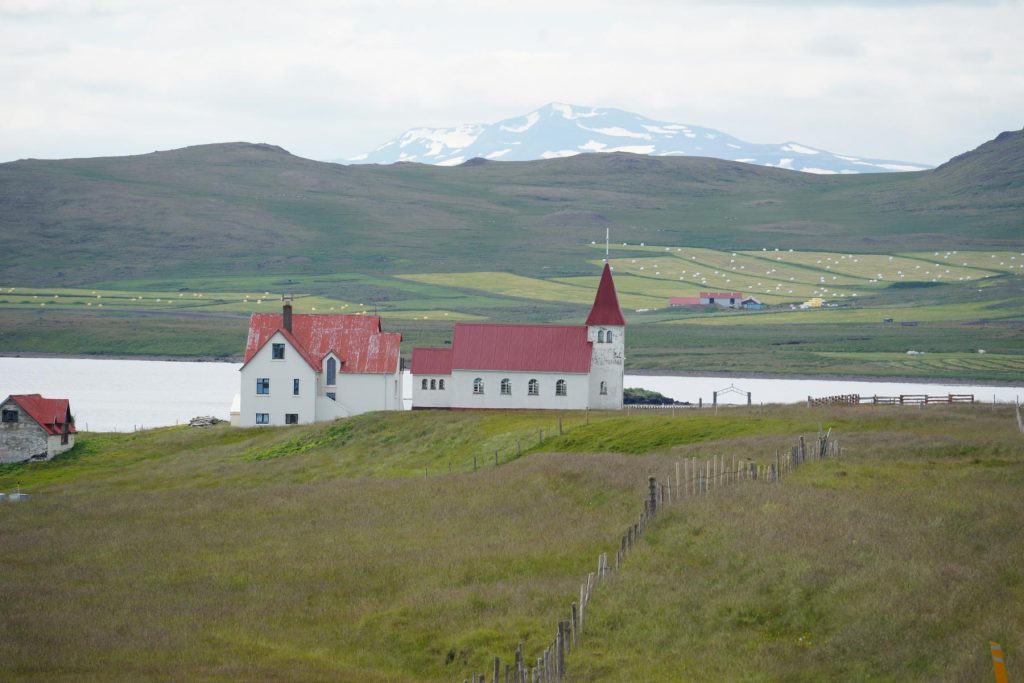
585,263,625,326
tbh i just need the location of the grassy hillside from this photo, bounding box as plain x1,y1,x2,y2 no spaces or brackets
1,406,1022,681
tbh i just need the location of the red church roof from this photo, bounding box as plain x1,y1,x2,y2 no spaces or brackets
411,347,453,375
7,394,76,436
585,263,625,326
243,313,401,374
449,323,592,373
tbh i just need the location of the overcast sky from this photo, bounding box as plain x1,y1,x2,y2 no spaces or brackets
1,0,1021,165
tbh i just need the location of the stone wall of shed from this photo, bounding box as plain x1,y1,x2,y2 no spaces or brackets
0,402,48,463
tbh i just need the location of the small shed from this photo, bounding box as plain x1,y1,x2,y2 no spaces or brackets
0,394,76,464
740,297,765,310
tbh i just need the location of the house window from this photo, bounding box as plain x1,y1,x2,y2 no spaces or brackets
600,381,608,395
598,330,605,343
528,379,539,396
606,330,613,343
256,413,269,424
473,378,484,394
293,379,300,396
256,378,270,395
61,432,69,445
421,378,428,390
1,409,17,423
272,343,285,360
438,379,445,390
555,379,567,397
500,378,511,395
430,379,437,390
285,413,299,425
326,357,337,385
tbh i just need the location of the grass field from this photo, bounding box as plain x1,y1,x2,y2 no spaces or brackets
0,246,1021,381
1,405,1021,681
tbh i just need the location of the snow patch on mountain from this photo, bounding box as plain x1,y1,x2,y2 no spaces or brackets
342,103,931,174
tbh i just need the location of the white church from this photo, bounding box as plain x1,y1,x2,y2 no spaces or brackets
237,298,403,426
410,263,625,410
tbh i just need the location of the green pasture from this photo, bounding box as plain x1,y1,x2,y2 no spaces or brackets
900,249,1024,273
675,298,1020,325
1,406,1022,681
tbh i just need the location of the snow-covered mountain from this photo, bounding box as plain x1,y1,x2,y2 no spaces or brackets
343,103,930,174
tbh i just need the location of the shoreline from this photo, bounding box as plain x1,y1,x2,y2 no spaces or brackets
2,351,1020,388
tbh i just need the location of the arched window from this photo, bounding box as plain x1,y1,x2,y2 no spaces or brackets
598,330,605,343
430,379,437,390
555,379,567,396
438,379,445,390
500,378,511,395
600,381,608,395
473,378,484,395
326,357,337,385
421,378,428,390
528,379,539,396
606,330,614,343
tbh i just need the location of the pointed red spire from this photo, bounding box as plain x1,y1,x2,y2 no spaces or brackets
586,263,625,326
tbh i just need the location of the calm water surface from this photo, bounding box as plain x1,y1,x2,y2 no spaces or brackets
1,357,1020,432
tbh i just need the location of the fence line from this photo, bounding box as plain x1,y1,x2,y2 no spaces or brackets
807,393,974,407
462,429,841,682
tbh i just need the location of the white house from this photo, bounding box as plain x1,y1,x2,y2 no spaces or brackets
239,298,402,427
0,394,76,463
411,263,625,410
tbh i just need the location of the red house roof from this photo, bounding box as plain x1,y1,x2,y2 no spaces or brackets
669,297,702,306
700,291,743,299
585,263,626,326
243,313,401,374
449,323,592,373
411,347,453,375
6,394,76,435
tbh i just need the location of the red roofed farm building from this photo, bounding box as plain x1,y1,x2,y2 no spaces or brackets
238,297,402,427
700,291,743,309
1,394,76,463
411,263,625,410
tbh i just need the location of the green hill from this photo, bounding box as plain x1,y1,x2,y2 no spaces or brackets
1,406,1021,681
1,131,1022,287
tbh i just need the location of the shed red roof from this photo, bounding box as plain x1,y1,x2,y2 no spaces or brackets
448,323,592,373
700,291,743,299
6,394,75,435
669,297,702,306
243,313,401,373
411,347,453,375
586,263,625,326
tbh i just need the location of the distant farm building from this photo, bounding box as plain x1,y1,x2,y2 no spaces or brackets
411,264,625,411
801,297,825,309
700,291,743,308
668,296,702,307
740,296,765,310
239,297,403,427
0,394,76,463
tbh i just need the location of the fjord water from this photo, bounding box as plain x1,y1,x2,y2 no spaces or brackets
1,357,1020,432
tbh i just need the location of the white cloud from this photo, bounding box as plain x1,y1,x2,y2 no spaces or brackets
0,0,1021,163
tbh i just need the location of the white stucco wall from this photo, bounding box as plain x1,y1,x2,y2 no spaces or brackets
412,375,453,408
448,370,589,410
334,370,403,415
239,332,318,427
588,324,625,410
47,433,75,458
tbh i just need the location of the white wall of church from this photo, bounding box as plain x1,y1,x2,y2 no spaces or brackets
588,324,625,410
239,332,318,427
449,370,590,410
412,376,453,408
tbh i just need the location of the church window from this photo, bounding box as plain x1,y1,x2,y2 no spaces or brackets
430,379,437,390
528,379,539,396
600,381,608,395
606,330,613,343
500,378,511,395
473,378,484,394
555,379,567,397
326,357,337,385
438,379,445,390
598,330,605,343
421,378,428,390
